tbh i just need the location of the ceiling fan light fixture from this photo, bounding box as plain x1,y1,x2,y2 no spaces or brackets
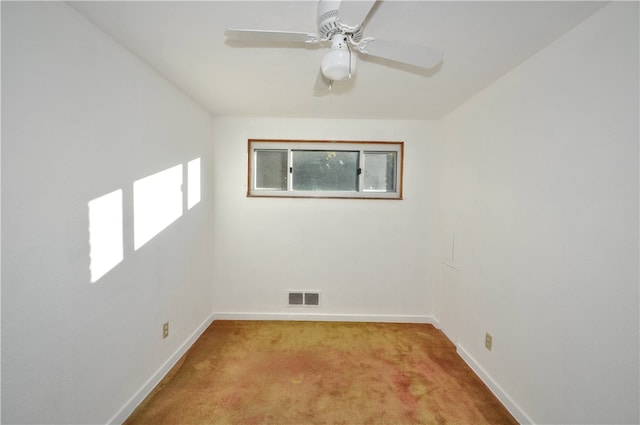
321,47,357,81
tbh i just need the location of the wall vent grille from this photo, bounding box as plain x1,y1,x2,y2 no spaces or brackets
288,291,321,307
304,292,319,306
288,292,304,305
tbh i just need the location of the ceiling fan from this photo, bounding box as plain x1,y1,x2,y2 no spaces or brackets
224,0,443,90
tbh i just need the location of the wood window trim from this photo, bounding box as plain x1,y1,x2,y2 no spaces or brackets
247,139,404,200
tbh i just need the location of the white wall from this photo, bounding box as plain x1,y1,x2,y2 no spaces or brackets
1,3,214,424
210,118,441,322
438,3,639,424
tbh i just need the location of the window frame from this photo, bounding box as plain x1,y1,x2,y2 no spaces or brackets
247,139,404,199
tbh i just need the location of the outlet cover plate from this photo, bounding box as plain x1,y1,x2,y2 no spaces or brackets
485,333,492,351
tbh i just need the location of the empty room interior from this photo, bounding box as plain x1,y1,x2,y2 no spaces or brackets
1,1,638,424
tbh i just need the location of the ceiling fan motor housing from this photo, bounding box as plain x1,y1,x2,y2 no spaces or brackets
317,0,363,41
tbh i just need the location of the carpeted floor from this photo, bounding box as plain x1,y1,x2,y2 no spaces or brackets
125,320,518,425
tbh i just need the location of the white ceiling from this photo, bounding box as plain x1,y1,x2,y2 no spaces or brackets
69,1,606,120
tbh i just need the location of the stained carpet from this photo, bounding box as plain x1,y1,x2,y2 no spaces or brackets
125,321,518,425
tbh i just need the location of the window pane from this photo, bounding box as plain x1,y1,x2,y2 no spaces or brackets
363,151,396,192
292,150,359,191
256,150,287,190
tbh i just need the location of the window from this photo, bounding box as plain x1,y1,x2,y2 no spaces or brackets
248,140,403,199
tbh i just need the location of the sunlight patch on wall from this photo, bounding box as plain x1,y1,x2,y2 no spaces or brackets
88,189,123,283
187,158,201,209
134,164,183,250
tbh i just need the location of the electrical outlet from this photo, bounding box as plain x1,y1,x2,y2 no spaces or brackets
163,322,169,339
485,333,492,351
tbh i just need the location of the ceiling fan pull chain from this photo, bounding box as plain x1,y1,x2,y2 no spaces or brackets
347,43,353,79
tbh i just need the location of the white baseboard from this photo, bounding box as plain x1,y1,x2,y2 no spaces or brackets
106,313,215,425
456,344,535,425
212,311,437,324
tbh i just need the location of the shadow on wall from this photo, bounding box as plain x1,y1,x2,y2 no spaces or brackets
88,158,201,283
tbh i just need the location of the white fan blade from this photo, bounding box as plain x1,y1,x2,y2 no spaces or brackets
360,38,443,69
314,69,331,91
337,0,377,29
225,29,320,44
